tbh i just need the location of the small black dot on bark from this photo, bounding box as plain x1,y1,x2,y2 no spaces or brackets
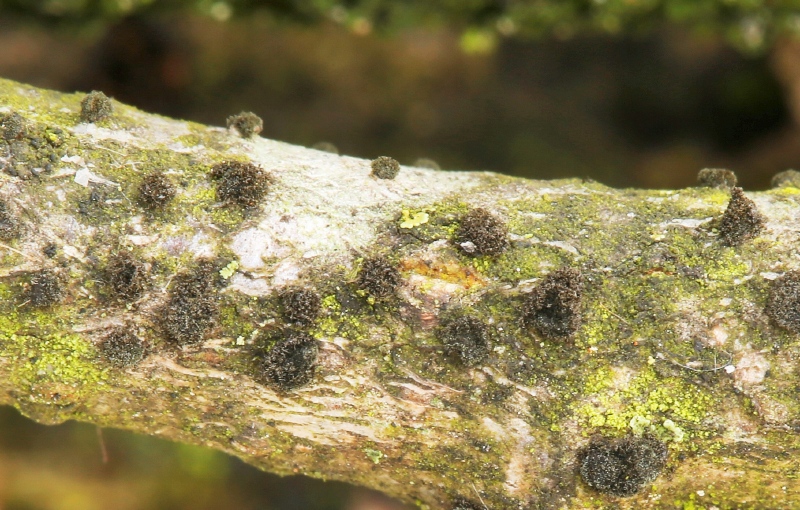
456,208,508,256
718,187,764,247
370,156,400,180
522,267,583,340
259,332,319,391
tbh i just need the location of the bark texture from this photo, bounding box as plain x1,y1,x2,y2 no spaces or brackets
1,77,800,509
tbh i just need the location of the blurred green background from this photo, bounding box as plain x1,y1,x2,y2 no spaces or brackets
2,1,800,508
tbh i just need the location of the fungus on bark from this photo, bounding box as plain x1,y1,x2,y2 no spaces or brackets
771,169,800,189
522,267,583,339
100,328,146,368
80,91,113,122
357,256,401,298
226,111,263,138
0,112,26,140
259,332,319,390
697,168,737,189
26,269,65,307
0,199,22,241
578,436,667,497
209,160,271,207
281,287,321,326
137,171,177,209
438,315,490,366
159,263,219,345
105,251,148,301
718,187,764,247
370,156,400,180
766,270,800,334
456,208,508,256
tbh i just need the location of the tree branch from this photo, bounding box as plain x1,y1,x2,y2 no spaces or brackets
1,77,799,509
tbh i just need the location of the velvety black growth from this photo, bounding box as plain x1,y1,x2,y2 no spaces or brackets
100,328,146,368
80,91,113,122
210,160,271,207
451,499,481,510
718,187,764,247
160,264,219,345
370,156,400,179
0,200,21,241
106,252,147,300
438,316,490,366
771,169,800,189
138,171,176,209
579,436,667,497
456,208,508,256
1,112,26,140
357,256,401,298
27,269,65,307
226,111,263,138
312,141,339,154
281,287,321,326
260,333,319,390
766,270,800,334
697,168,737,189
522,267,583,339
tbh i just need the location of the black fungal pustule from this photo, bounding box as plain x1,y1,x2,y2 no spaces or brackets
718,187,764,247
226,111,263,138
697,167,737,189
771,169,800,189
414,158,441,170
766,270,800,334
137,171,177,209
260,332,319,390
0,199,22,241
26,269,65,307
100,328,146,368
42,243,58,258
370,156,400,180
281,287,321,326
105,251,147,300
522,267,583,340
209,160,271,207
357,256,401,298
579,436,668,497
456,208,508,256
159,263,219,345
0,112,26,140
80,90,113,122
312,141,339,154
438,315,491,366
451,499,482,510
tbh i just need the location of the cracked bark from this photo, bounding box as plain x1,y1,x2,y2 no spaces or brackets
1,77,800,509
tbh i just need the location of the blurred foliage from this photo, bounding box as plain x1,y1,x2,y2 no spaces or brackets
2,0,800,52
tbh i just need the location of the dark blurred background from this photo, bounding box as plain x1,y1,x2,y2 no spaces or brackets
2,1,800,508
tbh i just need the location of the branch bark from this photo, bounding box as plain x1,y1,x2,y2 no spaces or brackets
1,77,800,509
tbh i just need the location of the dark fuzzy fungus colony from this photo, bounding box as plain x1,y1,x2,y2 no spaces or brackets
281,287,321,326
451,499,482,510
414,158,441,170
697,168,737,189
0,200,21,241
226,111,263,138
312,141,339,154
159,264,219,345
138,171,177,209
579,436,667,497
42,243,58,258
0,112,26,140
357,256,401,298
771,169,800,189
26,269,65,307
80,91,113,123
438,315,490,366
105,252,147,300
370,156,400,180
718,187,764,247
100,328,146,368
456,208,508,256
766,270,800,334
260,333,319,390
210,160,271,207
522,267,583,339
